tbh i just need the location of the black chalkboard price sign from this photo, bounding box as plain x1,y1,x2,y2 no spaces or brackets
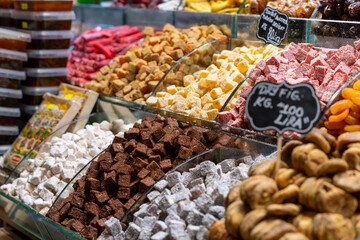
256,6,289,46
245,81,320,134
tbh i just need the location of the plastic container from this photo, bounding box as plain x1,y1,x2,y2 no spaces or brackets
11,10,75,31
20,103,38,119
0,97,18,107
0,9,14,28
24,30,72,49
25,49,69,68
24,68,67,87
0,0,14,8
0,87,23,99
21,85,59,105
0,68,26,89
14,0,73,11
0,126,18,145
0,106,20,126
0,28,31,52
0,49,28,70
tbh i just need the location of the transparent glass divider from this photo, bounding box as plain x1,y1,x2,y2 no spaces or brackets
125,8,174,28
174,11,233,30
73,5,126,26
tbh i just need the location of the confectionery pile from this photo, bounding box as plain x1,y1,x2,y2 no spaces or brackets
67,25,143,88
85,24,229,103
98,154,273,239
1,119,133,214
146,44,280,120
47,115,245,239
209,129,360,240
218,40,360,137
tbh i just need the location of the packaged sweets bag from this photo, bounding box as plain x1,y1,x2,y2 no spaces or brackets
3,93,81,170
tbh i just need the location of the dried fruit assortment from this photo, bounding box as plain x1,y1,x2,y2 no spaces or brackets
184,0,245,14
67,25,143,88
146,44,280,120
210,129,360,240
85,24,228,104
47,115,245,239
243,0,318,18
219,40,360,138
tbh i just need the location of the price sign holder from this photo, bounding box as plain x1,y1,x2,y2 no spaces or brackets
256,6,289,46
245,81,320,176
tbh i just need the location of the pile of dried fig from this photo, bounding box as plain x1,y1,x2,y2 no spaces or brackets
209,129,360,240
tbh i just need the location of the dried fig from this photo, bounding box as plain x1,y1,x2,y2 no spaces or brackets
303,131,331,154
272,184,299,204
275,168,299,189
291,143,317,171
249,159,275,177
267,203,301,217
250,218,297,240
279,232,309,240
304,149,328,177
225,200,248,238
316,158,348,176
240,175,278,209
281,140,302,167
333,170,360,192
311,213,355,240
240,209,267,240
209,220,236,240
225,182,242,208
342,147,360,171
337,131,360,152
352,214,360,236
293,212,316,240
315,180,357,217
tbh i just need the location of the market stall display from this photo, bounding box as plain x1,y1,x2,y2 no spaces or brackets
1,119,134,215
218,41,360,137
85,24,229,104
146,43,281,120
209,129,360,240
47,115,246,239
67,25,143,88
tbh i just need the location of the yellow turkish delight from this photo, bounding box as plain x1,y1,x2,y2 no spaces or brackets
167,85,178,95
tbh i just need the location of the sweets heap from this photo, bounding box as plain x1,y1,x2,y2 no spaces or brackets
85,24,228,104
184,0,245,14
67,26,143,88
219,41,360,137
319,0,360,20
99,157,252,239
147,45,280,120
323,80,360,136
210,129,360,240
245,0,318,18
47,115,244,239
0,120,133,214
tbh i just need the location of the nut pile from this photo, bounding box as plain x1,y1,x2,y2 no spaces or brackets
147,45,280,120
219,41,360,138
47,115,244,239
210,129,360,240
1,121,132,214
99,158,251,240
85,24,228,104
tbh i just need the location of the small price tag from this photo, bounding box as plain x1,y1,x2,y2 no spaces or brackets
21,3,28,10
256,6,289,46
47,104,55,110
21,21,28,29
65,93,73,100
245,81,320,134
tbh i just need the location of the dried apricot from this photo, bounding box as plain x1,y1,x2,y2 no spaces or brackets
353,80,360,90
351,104,360,114
352,97,360,106
350,110,360,119
345,114,360,125
342,88,360,99
344,125,360,132
328,109,349,122
324,121,346,130
329,99,353,115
